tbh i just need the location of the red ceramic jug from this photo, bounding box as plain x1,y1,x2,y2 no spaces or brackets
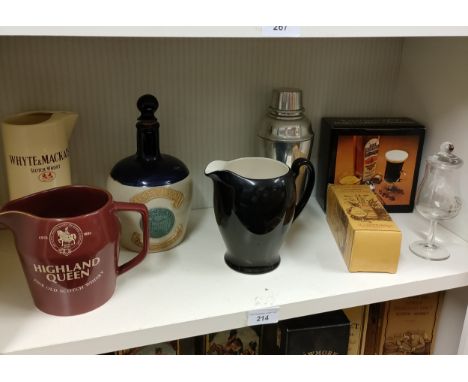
0,185,149,316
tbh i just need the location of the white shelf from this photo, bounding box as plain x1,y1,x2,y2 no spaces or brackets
1,199,468,354
2,26,468,38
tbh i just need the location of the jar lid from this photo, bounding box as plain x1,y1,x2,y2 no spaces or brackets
268,88,304,117
427,141,464,169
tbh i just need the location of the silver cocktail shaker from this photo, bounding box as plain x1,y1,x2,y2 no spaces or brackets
257,88,314,198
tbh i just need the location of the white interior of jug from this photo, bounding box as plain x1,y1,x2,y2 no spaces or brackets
207,157,289,179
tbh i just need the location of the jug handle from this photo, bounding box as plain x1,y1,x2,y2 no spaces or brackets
111,202,150,275
291,158,315,221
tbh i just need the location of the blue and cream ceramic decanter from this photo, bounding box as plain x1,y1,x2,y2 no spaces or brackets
107,94,192,252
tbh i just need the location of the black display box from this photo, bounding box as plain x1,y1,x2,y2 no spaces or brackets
316,118,425,213
277,310,350,355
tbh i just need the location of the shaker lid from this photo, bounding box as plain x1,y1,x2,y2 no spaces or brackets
427,141,463,169
259,88,313,142
268,88,304,117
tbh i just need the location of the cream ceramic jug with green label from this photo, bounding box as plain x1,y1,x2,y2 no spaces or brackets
1,111,78,200
107,94,192,253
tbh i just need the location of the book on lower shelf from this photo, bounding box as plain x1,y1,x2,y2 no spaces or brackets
113,340,179,355
276,310,351,355
378,292,443,355
205,326,262,355
343,305,370,355
364,291,443,355
107,337,201,355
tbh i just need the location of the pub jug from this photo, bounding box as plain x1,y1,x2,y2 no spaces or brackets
0,185,149,316
205,157,315,274
1,111,78,200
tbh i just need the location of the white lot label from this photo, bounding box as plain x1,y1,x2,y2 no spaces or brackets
261,26,301,37
247,307,279,326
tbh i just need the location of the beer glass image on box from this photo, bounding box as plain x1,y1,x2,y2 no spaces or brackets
334,135,422,211
383,150,408,189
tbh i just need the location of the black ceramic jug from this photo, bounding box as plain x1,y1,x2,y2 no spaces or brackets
205,157,315,274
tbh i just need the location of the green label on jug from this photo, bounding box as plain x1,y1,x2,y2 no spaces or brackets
143,208,175,238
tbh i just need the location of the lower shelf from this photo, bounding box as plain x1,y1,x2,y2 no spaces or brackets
1,199,468,354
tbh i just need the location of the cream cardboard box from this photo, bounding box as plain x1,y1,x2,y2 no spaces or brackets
326,184,402,273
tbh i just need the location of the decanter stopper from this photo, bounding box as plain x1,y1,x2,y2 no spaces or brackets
441,141,454,153
137,94,159,124
428,141,463,168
